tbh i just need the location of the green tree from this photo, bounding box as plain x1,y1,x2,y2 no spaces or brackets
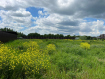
0,27,14,32
79,35,87,40
59,34,64,39
17,32,26,38
28,32,40,38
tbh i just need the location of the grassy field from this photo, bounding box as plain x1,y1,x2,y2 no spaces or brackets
0,39,105,79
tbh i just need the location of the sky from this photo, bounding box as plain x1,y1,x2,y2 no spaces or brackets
0,0,105,36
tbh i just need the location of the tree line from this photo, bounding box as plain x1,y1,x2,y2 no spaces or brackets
26,33,76,39
0,27,97,40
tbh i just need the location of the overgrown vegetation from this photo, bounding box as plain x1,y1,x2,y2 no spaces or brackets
0,39,105,79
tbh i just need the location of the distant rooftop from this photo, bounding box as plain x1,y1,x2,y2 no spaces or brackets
100,34,105,35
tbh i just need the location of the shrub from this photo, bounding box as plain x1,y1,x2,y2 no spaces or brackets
46,44,56,54
80,42,90,50
0,41,51,79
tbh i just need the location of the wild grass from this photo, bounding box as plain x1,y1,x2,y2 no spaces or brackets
0,39,105,79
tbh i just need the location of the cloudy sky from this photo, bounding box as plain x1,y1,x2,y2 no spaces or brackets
0,0,105,36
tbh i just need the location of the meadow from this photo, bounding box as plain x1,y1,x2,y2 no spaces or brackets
0,39,105,79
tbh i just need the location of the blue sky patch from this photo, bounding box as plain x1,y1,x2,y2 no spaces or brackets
26,7,42,17
83,18,105,25
26,7,49,27
83,18,98,22
0,16,2,21
19,25,27,32
26,7,49,19
31,23,37,27
26,7,44,17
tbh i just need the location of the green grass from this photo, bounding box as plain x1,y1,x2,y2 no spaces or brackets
1,39,105,79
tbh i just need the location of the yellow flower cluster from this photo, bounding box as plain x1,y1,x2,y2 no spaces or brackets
47,44,56,54
36,39,43,43
75,39,82,41
68,39,73,41
0,43,14,69
80,42,90,50
23,41,39,49
0,40,51,75
93,40,96,41
64,39,73,41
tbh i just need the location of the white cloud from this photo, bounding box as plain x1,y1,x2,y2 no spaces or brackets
0,8,32,32
57,0,74,8
38,11,43,15
79,20,104,36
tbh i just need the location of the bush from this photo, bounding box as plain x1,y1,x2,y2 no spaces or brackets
80,42,90,50
0,41,51,79
46,44,56,54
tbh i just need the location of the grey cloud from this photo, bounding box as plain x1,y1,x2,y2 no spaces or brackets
0,5,19,11
27,0,57,8
49,7,75,15
98,26,105,31
13,18,26,23
73,0,105,18
0,0,27,11
57,26,80,32
80,27,92,32
80,0,105,14
43,21,54,26
45,0,105,19
39,0,105,20
11,13,30,17
58,20,79,26
1,0,105,19
91,13,105,19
